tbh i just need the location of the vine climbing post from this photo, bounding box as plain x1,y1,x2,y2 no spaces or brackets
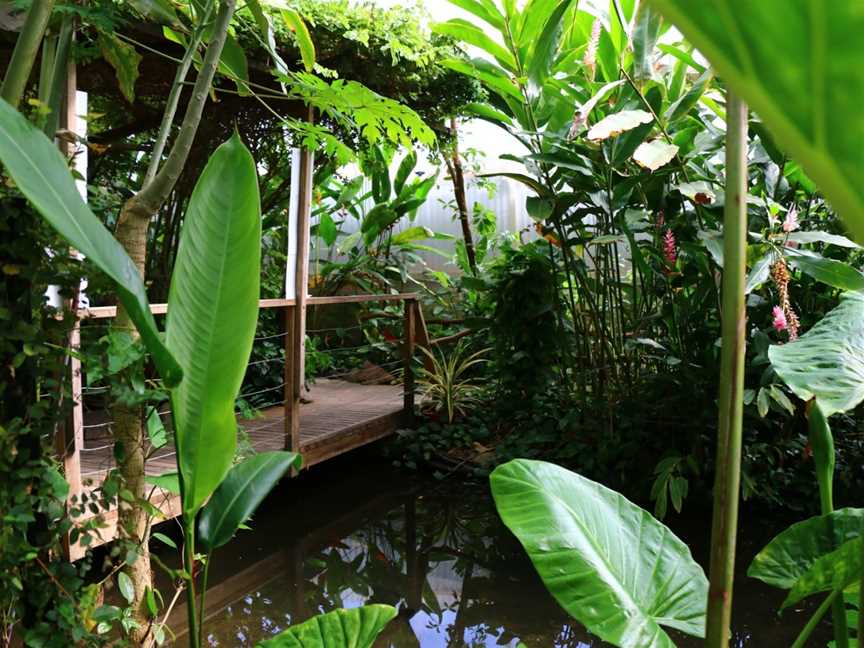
705,90,748,647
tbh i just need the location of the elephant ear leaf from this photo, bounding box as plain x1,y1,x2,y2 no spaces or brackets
255,605,397,648
491,459,708,648
748,508,864,590
166,132,261,515
648,0,864,241
0,99,182,386
769,292,864,417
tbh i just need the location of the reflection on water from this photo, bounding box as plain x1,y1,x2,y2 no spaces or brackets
165,451,825,647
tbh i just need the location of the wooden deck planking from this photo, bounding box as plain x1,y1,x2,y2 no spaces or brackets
78,379,405,484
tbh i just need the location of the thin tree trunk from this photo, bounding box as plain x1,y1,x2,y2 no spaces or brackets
0,0,55,107
446,118,477,275
705,91,748,647
110,2,236,643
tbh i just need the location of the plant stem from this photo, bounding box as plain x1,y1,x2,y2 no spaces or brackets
143,0,213,186
0,0,56,108
806,401,848,648
704,91,748,648
197,554,212,648
790,590,839,648
183,515,199,648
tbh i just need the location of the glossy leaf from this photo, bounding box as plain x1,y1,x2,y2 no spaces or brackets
166,133,261,515
632,4,662,82
769,292,864,417
256,605,397,648
282,9,316,73
447,0,505,30
749,508,864,590
491,459,708,647
785,250,864,293
527,0,574,88
745,251,773,294
784,536,862,609
432,20,515,72
649,0,864,241
219,33,250,95
783,231,862,249
0,99,182,386
198,451,301,552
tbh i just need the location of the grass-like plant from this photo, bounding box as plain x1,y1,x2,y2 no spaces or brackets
416,341,488,424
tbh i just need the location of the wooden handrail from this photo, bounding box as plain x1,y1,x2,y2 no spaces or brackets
77,293,419,320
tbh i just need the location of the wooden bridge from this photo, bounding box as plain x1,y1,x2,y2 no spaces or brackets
60,293,426,559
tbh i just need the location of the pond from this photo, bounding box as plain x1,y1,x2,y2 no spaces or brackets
160,448,827,647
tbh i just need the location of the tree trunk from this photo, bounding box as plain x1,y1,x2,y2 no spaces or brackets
107,1,236,642
111,197,154,646
446,118,477,275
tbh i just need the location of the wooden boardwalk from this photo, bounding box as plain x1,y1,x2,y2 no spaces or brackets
79,379,406,483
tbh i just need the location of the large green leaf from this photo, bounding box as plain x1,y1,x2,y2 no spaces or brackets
769,292,864,417
256,605,397,648
526,0,574,88
432,20,516,72
783,536,862,609
282,9,316,73
98,33,142,104
166,133,261,515
198,451,301,552
786,250,864,292
490,459,708,647
648,0,864,241
0,99,182,386
749,508,864,590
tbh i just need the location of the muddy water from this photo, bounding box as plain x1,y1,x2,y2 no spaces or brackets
162,449,828,647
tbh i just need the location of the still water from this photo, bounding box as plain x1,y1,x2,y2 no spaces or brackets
164,449,826,647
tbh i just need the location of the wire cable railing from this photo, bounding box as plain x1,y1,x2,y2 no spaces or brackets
68,294,419,493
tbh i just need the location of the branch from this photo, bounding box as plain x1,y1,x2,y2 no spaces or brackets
133,0,236,215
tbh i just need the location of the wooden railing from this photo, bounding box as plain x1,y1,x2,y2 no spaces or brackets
61,293,424,504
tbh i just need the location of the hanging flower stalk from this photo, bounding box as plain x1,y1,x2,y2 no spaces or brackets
770,258,800,340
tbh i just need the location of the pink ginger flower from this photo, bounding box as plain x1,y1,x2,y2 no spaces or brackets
583,19,601,80
663,229,677,267
783,205,799,233
772,305,787,332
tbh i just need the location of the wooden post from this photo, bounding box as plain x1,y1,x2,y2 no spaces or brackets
285,109,314,455
402,299,416,422
283,304,296,452
412,299,434,373
58,319,83,502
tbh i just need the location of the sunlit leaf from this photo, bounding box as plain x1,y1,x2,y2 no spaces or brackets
491,459,708,647
587,109,653,141
632,140,678,171
167,133,261,515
